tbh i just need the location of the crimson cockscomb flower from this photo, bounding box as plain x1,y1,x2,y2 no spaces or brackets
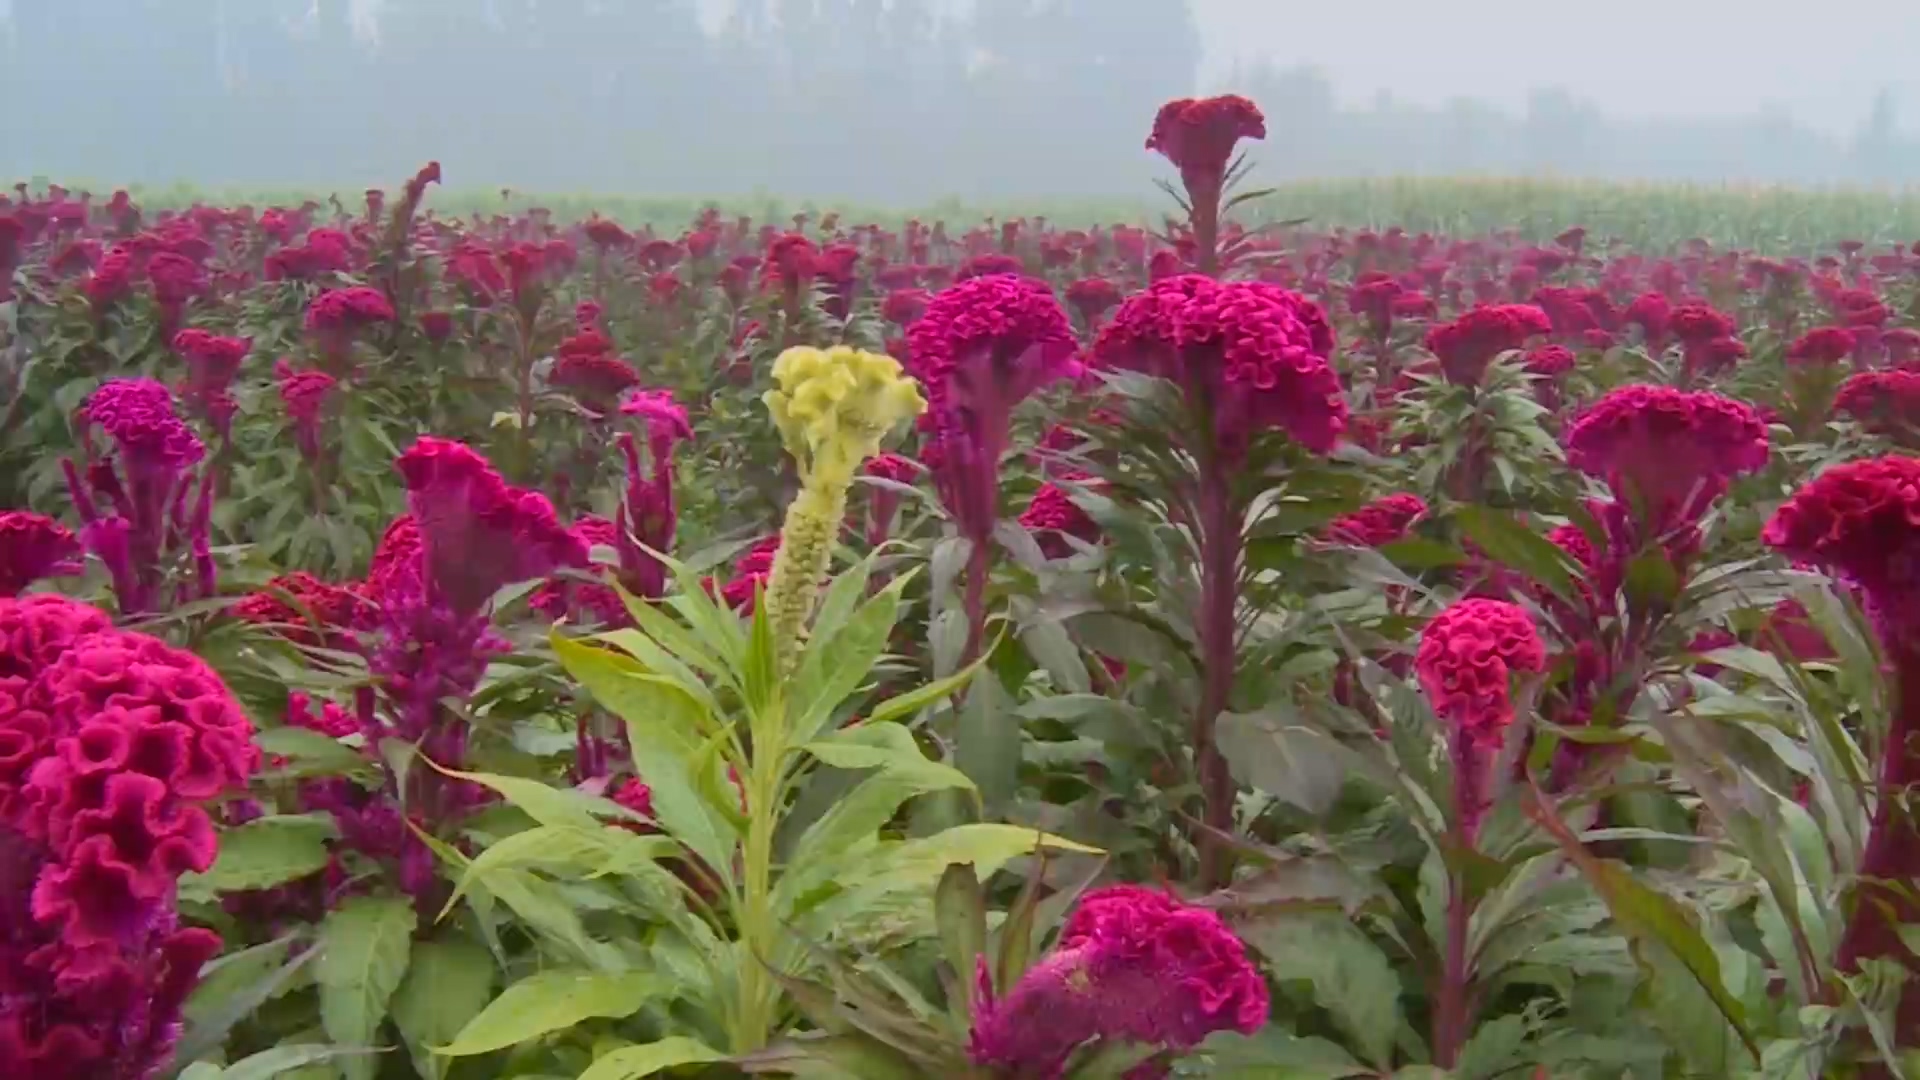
1323,493,1428,548
1065,277,1122,328
232,571,363,646
1564,385,1769,542
84,247,135,314
1883,327,1920,366
170,328,250,439
0,512,82,597
550,329,641,412
274,360,337,464
1423,304,1553,387
1786,326,1856,366
611,390,693,602
307,285,395,372
1668,302,1741,382
880,288,929,328
969,885,1268,1078
1018,480,1102,560
1832,370,1920,447
61,379,213,615
1623,292,1672,355
529,515,630,628
861,452,922,548
711,536,780,613
1763,455,1920,1035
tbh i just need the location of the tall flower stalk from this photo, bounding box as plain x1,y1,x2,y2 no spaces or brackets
1414,599,1545,1068
1763,455,1920,1051
1091,275,1347,888
1145,95,1266,276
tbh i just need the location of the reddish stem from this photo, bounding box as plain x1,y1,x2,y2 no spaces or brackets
961,534,991,670
1434,734,1481,1068
1837,652,1920,1068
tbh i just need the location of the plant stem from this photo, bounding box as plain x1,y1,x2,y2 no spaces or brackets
1836,650,1920,1066
1193,464,1239,889
961,532,991,670
734,736,782,1054
1434,734,1480,1069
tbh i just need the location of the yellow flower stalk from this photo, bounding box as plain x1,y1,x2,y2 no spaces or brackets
760,345,926,675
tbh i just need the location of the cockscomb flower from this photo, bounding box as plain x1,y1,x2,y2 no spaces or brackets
286,690,360,739
1145,95,1266,198
1787,326,1856,366
969,884,1268,1077
861,452,922,548
362,514,425,609
1416,599,1546,747
63,380,212,616
275,361,337,463
1094,274,1347,459
712,536,780,613
529,516,630,627
1832,370,1920,446
609,390,693,603
1019,480,1102,559
551,331,641,411
1565,385,1769,537
171,329,250,397
762,347,925,672
306,285,395,371
1422,304,1553,387
232,571,363,645
394,437,589,617
1323,493,1428,548
0,512,83,597
1763,455,1920,1029
1065,277,1123,327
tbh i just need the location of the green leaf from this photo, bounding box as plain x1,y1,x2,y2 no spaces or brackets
575,1036,729,1080
955,673,1021,811
818,825,1102,931
255,727,367,775
173,938,318,1072
1239,912,1402,1071
864,643,997,725
221,1045,378,1080
792,569,907,743
1215,709,1351,817
442,826,673,918
934,863,987,1023
804,721,976,797
1019,618,1091,695
186,816,333,894
437,970,668,1057
1453,505,1578,601
425,760,629,833
390,940,495,1080
1183,1026,1370,1079
317,895,418,1080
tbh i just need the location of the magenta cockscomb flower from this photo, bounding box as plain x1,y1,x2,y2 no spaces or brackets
969,884,1268,1077
1422,304,1554,387
609,390,693,602
1094,274,1346,458
1786,326,1856,366
1323,493,1428,548
171,328,251,439
232,571,364,646
394,437,590,617
550,330,641,411
1019,479,1102,560
1564,385,1769,538
0,512,83,597
0,594,257,1080
1833,370,1920,446
62,379,213,615
529,515,630,628
1417,598,1547,750
274,360,337,464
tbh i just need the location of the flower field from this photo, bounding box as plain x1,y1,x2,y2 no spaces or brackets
5,96,1920,1079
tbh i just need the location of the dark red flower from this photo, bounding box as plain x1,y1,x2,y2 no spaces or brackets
1786,326,1856,365
1323,493,1427,547
1565,385,1769,530
1422,304,1553,386
0,513,83,598
1145,95,1266,194
1416,598,1546,746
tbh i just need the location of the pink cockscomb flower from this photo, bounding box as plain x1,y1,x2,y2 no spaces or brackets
550,331,641,411
1094,274,1346,458
1564,385,1769,536
306,285,395,371
232,571,363,646
969,884,1268,1077
1323,493,1428,548
862,453,922,548
1762,455,1920,1032
1145,95,1266,196
711,536,780,613
1422,304,1553,387
529,515,629,628
609,389,693,602
0,512,83,597
907,273,1078,550
394,438,590,617
1416,598,1547,748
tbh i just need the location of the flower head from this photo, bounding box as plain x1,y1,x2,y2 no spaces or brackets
1323,493,1427,547
1423,304,1553,386
969,884,1268,1076
394,438,590,617
1094,274,1346,457
1762,455,1920,643
1565,385,1769,531
82,379,204,471
1145,95,1266,194
1019,481,1102,559
0,513,83,597
1833,370,1920,443
905,274,1078,419
1787,326,1857,366
763,347,926,483
1416,598,1546,746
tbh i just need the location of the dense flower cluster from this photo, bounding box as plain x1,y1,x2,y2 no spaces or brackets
1762,456,1920,642
970,884,1268,1077
0,594,257,1078
1422,304,1553,386
1323,493,1428,547
0,512,82,597
1018,480,1101,559
1415,598,1547,746
1786,326,1856,365
232,571,364,645
1094,274,1346,458
1832,370,1920,443
1565,385,1769,536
